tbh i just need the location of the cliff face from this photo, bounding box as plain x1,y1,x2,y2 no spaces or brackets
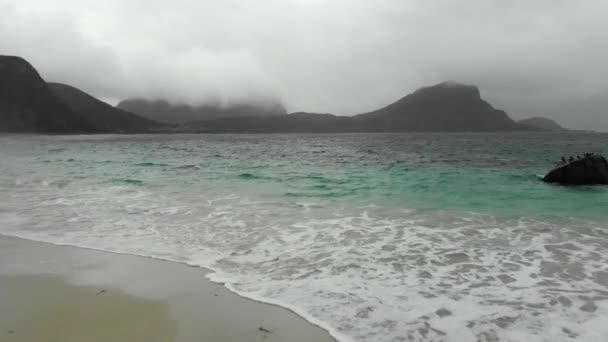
0,56,95,133
117,98,288,124
354,82,524,131
49,83,163,132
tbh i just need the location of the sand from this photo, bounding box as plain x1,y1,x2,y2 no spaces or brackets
0,235,337,342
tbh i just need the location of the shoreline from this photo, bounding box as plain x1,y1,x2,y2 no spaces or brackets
0,234,339,342
1,131,604,136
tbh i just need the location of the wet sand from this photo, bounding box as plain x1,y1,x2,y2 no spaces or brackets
0,235,337,342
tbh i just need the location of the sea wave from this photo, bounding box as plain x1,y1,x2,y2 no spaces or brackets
2,133,608,342
2,180,607,342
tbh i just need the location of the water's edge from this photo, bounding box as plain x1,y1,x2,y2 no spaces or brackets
0,233,353,342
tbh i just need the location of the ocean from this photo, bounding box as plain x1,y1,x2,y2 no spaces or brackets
1,132,607,342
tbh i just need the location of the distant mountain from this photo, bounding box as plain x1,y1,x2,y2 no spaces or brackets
510,92,608,132
49,83,164,132
518,117,566,132
0,55,95,133
117,98,288,124
353,82,524,132
0,54,541,134
187,82,529,133
552,93,608,132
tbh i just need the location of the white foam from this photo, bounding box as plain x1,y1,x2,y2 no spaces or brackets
2,174,608,342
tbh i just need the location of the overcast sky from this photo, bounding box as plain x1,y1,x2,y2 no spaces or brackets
1,0,607,130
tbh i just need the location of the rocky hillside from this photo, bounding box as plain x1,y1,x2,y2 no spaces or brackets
0,56,95,133
49,83,163,132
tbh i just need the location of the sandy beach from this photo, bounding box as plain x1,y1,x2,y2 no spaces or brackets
0,235,337,342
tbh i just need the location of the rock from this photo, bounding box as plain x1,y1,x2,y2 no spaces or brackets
435,308,452,317
579,301,598,312
543,155,608,185
258,326,272,333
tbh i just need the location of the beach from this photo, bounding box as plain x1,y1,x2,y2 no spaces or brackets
0,235,337,342
1,133,608,341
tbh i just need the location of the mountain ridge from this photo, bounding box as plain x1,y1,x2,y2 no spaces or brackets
0,55,96,133
187,82,529,133
49,83,164,133
352,82,523,132
117,98,288,124
517,117,567,132
0,55,165,133
1,55,546,134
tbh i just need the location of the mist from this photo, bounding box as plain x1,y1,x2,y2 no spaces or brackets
1,0,607,130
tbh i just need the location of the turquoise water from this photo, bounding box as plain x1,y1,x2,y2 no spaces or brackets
7,133,608,219
1,133,608,342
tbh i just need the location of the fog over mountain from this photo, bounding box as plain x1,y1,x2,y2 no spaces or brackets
1,0,607,131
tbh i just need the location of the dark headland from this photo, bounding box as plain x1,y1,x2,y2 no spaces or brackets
48,83,163,133
0,55,163,133
0,56,95,133
1,55,562,134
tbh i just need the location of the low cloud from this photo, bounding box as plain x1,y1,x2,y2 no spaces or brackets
1,0,607,129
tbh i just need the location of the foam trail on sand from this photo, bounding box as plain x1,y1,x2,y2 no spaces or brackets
2,181,608,342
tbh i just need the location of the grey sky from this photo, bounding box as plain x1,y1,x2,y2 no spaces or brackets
1,0,607,130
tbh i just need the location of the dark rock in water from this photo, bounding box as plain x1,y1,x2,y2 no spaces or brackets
543,155,608,185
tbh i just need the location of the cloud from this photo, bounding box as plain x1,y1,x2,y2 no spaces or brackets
0,2,122,98
1,0,607,129
0,0,279,106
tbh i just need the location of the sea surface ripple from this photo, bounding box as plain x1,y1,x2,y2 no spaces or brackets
1,133,608,342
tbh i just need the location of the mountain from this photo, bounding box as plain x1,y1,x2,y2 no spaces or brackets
509,91,608,132
0,54,537,134
187,82,529,133
0,55,95,133
49,83,164,132
117,98,288,124
353,82,524,131
552,93,608,132
518,117,566,132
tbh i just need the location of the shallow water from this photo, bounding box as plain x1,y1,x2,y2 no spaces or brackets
1,133,607,342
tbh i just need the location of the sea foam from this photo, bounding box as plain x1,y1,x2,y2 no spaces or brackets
2,133,608,342
2,180,607,342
